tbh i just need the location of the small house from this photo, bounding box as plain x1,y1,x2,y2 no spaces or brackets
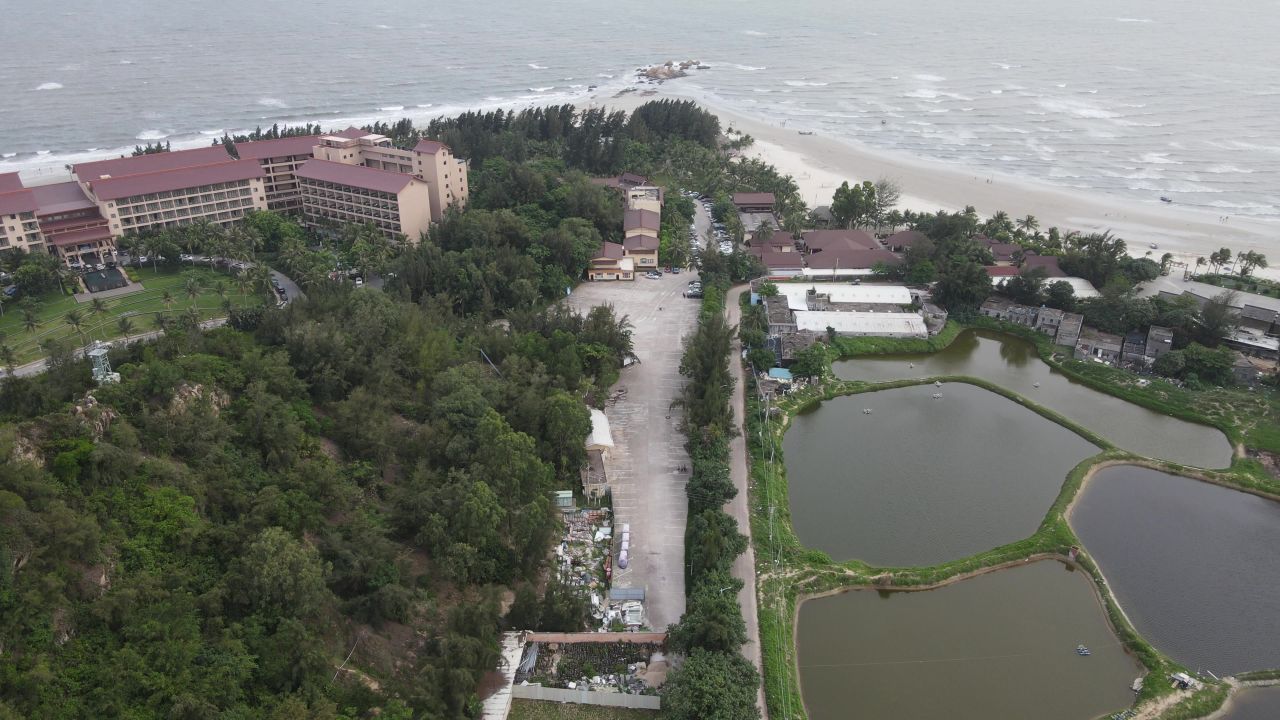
1145,325,1174,361
1056,312,1084,347
1074,327,1123,365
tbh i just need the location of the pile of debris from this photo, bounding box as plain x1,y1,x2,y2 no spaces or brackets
519,641,666,694
554,507,613,623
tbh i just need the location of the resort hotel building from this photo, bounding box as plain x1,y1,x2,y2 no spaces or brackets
0,127,468,267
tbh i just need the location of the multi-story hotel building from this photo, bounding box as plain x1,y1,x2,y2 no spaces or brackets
0,126,469,266
295,160,434,240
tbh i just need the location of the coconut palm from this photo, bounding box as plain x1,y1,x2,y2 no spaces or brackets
184,276,202,309
1016,214,1040,237
64,308,87,345
116,316,135,342
221,297,234,315
235,272,252,302
90,297,109,318
213,279,227,304
1,344,16,376
152,312,171,335
161,290,175,313
22,308,40,334
182,306,201,331
1195,257,1206,277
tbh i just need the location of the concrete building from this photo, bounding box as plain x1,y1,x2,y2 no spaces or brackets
295,160,434,240
1075,327,1123,364
1145,325,1175,361
587,242,634,281
624,186,663,214
1121,330,1151,369
622,234,659,270
979,298,1038,327
306,129,467,222
29,182,115,267
1035,307,1065,336
232,135,320,213
0,173,43,255
793,309,927,338
1240,304,1280,336
1056,312,1084,348
1022,253,1067,277
732,192,775,213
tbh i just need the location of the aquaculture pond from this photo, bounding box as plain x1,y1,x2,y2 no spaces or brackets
1223,687,1280,719
833,329,1233,468
796,561,1141,720
1070,465,1280,674
784,382,1097,566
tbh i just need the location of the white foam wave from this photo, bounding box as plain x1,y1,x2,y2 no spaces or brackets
200,129,224,136
379,105,405,111
3,153,17,159
529,87,554,93
120,60,133,65
1115,17,1154,23
597,73,615,79
1139,152,1182,165
1037,97,1116,119
1205,164,1253,174
1112,118,1164,127
990,89,1003,94
732,64,766,71
991,125,1030,134
417,103,434,108
914,73,946,82
258,97,287,108
374,24,391,29
528,63,548,69
136,129,170,141
35,82,63,91
36,150,50,156
743,30,766,36
785,80,828,87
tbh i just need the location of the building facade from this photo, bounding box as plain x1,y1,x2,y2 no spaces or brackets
295,160,434,240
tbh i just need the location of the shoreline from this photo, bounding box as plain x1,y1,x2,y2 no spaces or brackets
595,89,1280,282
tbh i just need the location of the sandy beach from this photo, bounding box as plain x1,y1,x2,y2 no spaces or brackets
596,89,1279,282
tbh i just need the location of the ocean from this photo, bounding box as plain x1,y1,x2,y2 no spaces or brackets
2,0,1277,221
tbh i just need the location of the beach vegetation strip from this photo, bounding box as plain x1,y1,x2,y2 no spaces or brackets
743,327,1278,720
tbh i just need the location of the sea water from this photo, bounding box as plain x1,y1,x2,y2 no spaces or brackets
2,0,1276,221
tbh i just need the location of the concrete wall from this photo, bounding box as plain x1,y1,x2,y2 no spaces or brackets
511,685,660,710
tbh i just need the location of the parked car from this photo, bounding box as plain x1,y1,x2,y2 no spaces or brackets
353,277,364,287
644,271,661,279
671,267,681,274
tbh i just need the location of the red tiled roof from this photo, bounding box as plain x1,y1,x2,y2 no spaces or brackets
886,229,926,247
88,159,265,201
330,127,370,140
623,235,658,252
985,266,1020,277
592,241,624,260
619,172,648,186
30,181,96,215
750,249,805,270
234,136,321,160
37,214,107,233
623,208,661,232
805,247,902,270
803,229,878,252
296,159,414,194
413,139,446,155
987,242,1020,261
46,224,113,247
1022,254,1066,277
0,172,24,193
0,189,37,216
750,230,795,247
73,145,232,181
733,192,775,206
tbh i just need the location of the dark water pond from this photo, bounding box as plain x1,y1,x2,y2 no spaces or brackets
784,382,1097,566
797,561,1142,720
1070,465,1280,674
1223,687,1280,719
833,329,1233,468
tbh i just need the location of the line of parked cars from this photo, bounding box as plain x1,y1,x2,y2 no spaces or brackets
683,279,703,299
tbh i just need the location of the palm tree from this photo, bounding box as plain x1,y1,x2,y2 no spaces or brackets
64,308,87,346
213,279,227,304
161,290,175,313
1194,257,1206,277
1016,214,1039,238
221,297,234,315
152,312,171,336
236,272,252,302
1,344,16,377
184,276,202,310
116,316,135,343
885,209,905,233
22,308,39,334
182,306,202,332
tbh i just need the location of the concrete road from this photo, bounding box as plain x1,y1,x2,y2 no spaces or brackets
567,271,701,630
726,284,767,717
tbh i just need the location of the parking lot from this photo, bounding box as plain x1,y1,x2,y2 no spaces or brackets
566,219,706,630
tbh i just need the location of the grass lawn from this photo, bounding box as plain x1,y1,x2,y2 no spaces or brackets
0,266,267,366
507,700,657,720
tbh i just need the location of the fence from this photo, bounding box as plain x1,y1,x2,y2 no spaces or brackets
511,684,661,710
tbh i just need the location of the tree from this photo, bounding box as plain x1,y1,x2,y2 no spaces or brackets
116,316,135,342
1016,214,1040,238
152,311,172,335
1237,251,1267,277
1197,291,1240,346
932,259,991,314
1209,247,1232,274
161,290,175,313
1045,280,1077,312
872,177,901,226
668,575,747,654
1195,256,1206,276
236,527,330,618
831,180,877,229
64,308,87,345
22,308,39,334
662,649,761,720
1003,267,1048,305
790,343,830,380
0,344,15,376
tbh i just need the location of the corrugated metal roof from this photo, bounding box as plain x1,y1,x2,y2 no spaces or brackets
776,283,912,309
587,408,614,448
609,587,646,601
793,310,927,337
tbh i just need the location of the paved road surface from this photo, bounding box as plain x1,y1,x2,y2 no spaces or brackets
567,272,700,630
726,284,767,718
